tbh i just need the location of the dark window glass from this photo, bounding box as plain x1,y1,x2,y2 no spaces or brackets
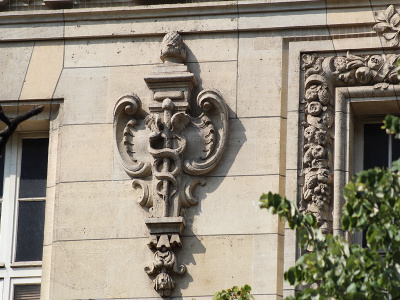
15,201,45,262
13,284,41,300
362,123,400,247
364,123,388,169
0,149,4,199
363,123,400,169
19,139,49,199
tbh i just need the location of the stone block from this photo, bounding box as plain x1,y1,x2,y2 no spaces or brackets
50,240,111,299
283,228,297,292
189,61,237,119
252,234,284,296
46,126,60,189
107,64,154,126
326,2,375,25
58,124,113,182
213,116,284,177
286,110,301,171
64,37,161,69
238,9,325,31
105,238,155,298
64,14,237,39
0,41,33,101
237,34,283,118
65,32,237,69
0,22,64,41
49,234,283,299
284,169,300,205
20,40,64,100
53,180,149,241
177,234,282,297
53,67,110,125
40,245,54,300
185,175,282,236
43,186,56,246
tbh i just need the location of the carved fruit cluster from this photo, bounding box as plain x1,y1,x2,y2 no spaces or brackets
302,54,333,233
332,52,400,87
301,51,400,233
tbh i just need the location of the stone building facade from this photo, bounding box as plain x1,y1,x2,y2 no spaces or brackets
0,0,399,299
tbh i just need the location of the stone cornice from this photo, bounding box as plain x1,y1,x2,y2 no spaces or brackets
0,0,389,42
0,1,391,29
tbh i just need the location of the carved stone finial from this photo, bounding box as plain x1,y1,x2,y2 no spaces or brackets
114,32,229,297
373,5,400,47
160,32,187,63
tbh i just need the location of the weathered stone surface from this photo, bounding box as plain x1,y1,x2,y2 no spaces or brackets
189,61,237,119
58,124,113,182
50,240,111,299
237,35,283,118
0,22,64,41
53,67,110,125
53,180,149,241
20,40,64,100
64,15,238,39
0,41,33,100
50,234,283,299
214,116,285,176
185,175,282,236
64,33,237,68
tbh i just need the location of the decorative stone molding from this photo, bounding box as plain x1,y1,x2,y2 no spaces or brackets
43,0,73,7
373,5,400,47
301,51,400,234
114,32,228,297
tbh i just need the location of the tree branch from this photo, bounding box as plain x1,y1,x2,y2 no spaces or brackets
0,105,44,155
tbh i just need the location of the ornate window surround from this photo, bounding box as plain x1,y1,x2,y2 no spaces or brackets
283,30,400,295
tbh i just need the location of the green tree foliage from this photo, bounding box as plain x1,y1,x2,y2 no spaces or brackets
214,285,254,300
259,115,400,300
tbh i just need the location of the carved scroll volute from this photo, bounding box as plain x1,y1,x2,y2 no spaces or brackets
113,94,152,177
183,89,229,176
114,32,229,297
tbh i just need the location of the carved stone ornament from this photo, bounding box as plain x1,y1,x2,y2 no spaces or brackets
301,51,400,233
113,32,229,297
373,5,400,47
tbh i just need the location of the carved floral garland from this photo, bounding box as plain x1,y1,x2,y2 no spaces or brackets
301,51,400,233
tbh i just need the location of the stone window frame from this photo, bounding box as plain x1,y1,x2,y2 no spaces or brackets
0,100,61,300
283,33,400,296
332,86,400,237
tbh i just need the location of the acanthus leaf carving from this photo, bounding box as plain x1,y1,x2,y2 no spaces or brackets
301,50,400,234
113,94,152,177
373,5,400,47
183,89,229,176
113,32,228,297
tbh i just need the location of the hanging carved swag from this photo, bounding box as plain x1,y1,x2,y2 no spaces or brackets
301,51,400,233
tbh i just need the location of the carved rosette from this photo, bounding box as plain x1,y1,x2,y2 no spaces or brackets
113,32,229,297
301,51,400,233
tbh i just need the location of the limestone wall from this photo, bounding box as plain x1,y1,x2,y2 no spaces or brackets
0,1,396,299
